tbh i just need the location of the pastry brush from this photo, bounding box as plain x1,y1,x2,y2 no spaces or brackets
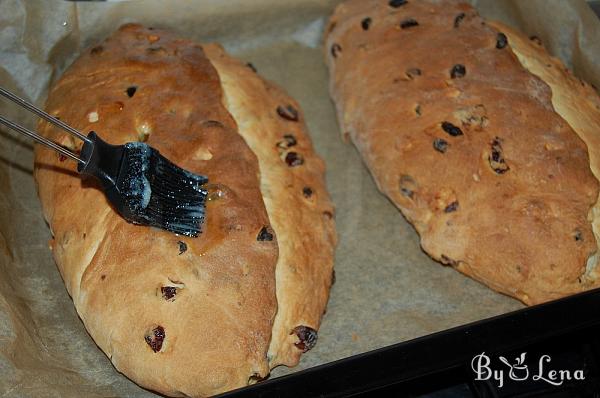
0,87,208,237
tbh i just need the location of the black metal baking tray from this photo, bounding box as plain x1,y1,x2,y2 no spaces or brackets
219,287,600,398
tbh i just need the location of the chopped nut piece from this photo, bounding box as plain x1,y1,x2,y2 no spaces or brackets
441,255,457,266
276,134,297,149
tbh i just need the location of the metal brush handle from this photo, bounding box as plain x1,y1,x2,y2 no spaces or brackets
0,86,92,164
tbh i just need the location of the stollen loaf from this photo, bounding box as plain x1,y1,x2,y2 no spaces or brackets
34,24,336,397
325,0,600,305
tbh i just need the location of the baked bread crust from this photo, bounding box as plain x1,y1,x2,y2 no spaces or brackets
34,24,335,397
203,45,337,368
325,0,600,305
487,20,600,287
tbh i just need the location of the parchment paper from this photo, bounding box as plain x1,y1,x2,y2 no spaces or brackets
1,0,599,396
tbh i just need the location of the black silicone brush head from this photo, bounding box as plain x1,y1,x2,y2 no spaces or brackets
79,132,208,237
118,142,208,236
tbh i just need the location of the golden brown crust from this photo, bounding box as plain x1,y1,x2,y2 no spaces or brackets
488,20,600,286
325,0,600,305
203,45,337,368
35,24,279,397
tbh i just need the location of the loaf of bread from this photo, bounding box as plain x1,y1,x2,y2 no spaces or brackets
34,24,336,397
325,0,600,305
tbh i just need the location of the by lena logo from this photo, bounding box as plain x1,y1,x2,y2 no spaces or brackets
471,352,585,388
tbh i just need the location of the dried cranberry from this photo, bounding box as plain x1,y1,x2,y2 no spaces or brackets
361,17,372,30
90,45,103,55
126,86,137,98
277,134,297,149
161,286,177,300
496,32,508,49
276,105,299,122
285,152,304,167
400,19,419,29
444,201,459,213
177,241,187,255
145,326,165,352
433,138,449,153
489,137,510,174
405,68,421,79
58,153,67,162
246,62,257,72
331,43,342,58
454,13,466,28
441,121,463,136
303,187,313,198
257,226,274,241
450,64,466,78
291,325,318,352
389,0,408,8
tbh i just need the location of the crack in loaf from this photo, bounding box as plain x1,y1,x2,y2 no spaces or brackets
325,0,600,305
34,24,336,397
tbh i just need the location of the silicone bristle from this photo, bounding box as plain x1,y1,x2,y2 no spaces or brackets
118,143,208,236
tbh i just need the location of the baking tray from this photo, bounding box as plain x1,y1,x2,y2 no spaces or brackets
219,287,600,397
1,0,600,397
